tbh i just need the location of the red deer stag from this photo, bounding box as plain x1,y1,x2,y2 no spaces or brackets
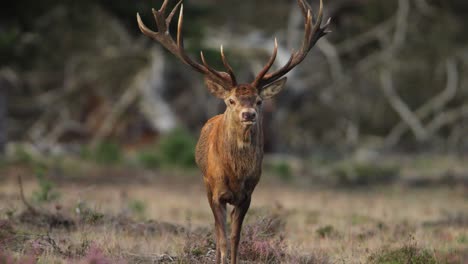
137,1,330,263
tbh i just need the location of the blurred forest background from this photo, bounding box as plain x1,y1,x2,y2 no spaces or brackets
1,0,468,161
1,1,468,263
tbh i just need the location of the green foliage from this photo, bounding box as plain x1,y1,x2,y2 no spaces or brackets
75,202,104,224
351,214,372,225
128,199,146,219
331,162,399,187
135,128,197,169
157,128,197,168
5,208,16,219
10,146,34,165
269,162,293,182
81,142,122,165
316,225,336,238
457,234,468,244
136,150,161,169
32,168,60,203
0,158,6,169
0,27,20,64
368,245,437,264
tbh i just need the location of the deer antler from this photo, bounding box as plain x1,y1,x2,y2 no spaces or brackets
137,0,237,88
252,0,331,88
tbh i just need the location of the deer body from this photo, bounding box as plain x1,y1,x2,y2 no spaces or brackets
196,112,263,206
195,88,265,263
137,1,329,263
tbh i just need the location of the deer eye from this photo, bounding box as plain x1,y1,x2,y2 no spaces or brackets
256,100,262,106
229,99,235,105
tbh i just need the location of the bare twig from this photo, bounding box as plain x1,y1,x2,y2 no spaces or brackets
18,175,39,215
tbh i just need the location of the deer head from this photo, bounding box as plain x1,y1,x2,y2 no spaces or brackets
136,0,330,126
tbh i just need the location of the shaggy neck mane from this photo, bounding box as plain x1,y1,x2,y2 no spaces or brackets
220,111,262,153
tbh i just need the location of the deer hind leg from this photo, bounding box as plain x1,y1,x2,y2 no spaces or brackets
207,193,228,264
230,196,251,264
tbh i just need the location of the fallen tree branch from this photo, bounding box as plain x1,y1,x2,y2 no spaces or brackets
414,0,436,16
427,103,468,134
385,59,459,146
392,0,410,51
317,38,345,82
380,69,429,142
336,16,395,55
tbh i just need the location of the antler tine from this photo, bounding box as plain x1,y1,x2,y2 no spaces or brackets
298,0,308,18
137,1,237,89
200,51,226,80
309,0,324,43
298,0,315,23
137,7,179,57
220,45,237,86
159,0,170,13
137,13,157,39
166,0,183,27
152,7,165,32
301,10,313,53
176,4,210,74
252,38,278,87
176,6,236,86
257,0,330,86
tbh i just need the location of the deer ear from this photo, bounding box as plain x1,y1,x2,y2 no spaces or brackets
204,77,230,99
259,77,287,99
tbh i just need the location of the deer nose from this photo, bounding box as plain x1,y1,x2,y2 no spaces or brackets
241,111,256,121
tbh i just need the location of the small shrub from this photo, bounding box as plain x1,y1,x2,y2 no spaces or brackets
158,128,196,168
316,225,336,238
270,162,293,182
128,199,146,219
0,251,35,264
0,157,7,168
81,142,123,165
457,234,468,244
435,250,468,264
75,202,104,224
180,228,215,263
82,243,125,264
5,208,16,219
0,220,16,247
92,142,122,165
368,245,437,264
287,252,331,264
136,150,160,169
238,215,286,263
32,170,60,203
11,147,34,164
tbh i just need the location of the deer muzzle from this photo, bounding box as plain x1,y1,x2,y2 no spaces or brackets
240,109,257,124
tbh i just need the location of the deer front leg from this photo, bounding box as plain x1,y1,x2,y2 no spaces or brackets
230,196,251,264
208,196,228,264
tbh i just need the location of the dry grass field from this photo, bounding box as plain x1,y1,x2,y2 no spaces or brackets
0,155,467,263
